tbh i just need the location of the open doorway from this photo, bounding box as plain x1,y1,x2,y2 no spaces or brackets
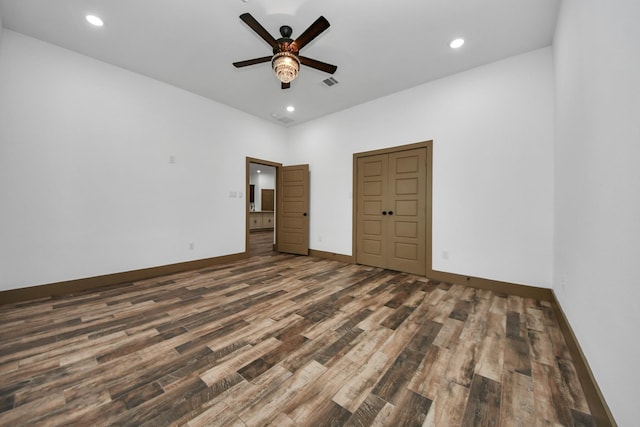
248,160,278,255
246,157,311,257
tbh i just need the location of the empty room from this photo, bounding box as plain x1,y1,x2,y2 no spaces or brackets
0,1,637,426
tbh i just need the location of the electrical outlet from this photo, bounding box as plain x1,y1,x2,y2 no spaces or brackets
229,191,238,198
318,235,323,242
189,242,195,250
442,250,449,260
169,155,176,164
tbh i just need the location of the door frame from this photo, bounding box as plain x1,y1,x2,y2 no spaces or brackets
352,140,434,276
246,157,282,254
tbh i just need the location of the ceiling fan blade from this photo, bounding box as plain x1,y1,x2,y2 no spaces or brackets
233,56,272,68
299,56,337,74
281,82,291,89
239,13,278,48
292,16,330,51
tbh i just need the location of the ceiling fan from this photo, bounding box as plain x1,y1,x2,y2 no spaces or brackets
233,13,338,89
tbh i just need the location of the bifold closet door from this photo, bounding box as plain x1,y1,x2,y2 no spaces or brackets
356,148,426,275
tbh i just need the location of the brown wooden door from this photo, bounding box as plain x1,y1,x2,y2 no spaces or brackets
261,189,274,211
356,148,427,275
387,148,426,275
277,164,309,255
356,154,388,269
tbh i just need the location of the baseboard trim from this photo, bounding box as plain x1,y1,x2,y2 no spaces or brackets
306,253,552,301
0,252,248,305
309,249,355,264
550,290,617,427
428,269,553,301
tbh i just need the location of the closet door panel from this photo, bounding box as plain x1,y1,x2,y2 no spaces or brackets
387,148,427,275
356,154,388,269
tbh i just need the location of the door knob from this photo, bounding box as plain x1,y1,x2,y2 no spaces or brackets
388,211,394,215
303,212,308,216
382,211,387,215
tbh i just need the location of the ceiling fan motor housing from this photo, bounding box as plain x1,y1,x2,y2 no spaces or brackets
279,25,293,38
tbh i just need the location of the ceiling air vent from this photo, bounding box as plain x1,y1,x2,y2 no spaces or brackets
322,77,339,87
277,116,295,124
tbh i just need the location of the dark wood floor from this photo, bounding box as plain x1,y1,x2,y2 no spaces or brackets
0,231,595,426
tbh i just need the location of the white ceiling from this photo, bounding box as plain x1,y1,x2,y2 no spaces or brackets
0,0,560,127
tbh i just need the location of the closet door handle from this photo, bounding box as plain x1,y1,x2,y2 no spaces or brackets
382,211,387,215
303,212,307,216
388,211,394,216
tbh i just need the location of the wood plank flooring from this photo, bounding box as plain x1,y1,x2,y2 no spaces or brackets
0,231,596,426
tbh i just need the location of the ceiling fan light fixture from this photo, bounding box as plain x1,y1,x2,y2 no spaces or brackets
272,52,300,84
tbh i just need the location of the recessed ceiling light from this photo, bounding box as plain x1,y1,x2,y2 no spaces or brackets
286,106,295,113
257,170,261,174
86,15,104,27
450,38,465,49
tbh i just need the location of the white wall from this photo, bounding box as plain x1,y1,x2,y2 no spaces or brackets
288,47,555,288
553,1,640,425
0,30,288,291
